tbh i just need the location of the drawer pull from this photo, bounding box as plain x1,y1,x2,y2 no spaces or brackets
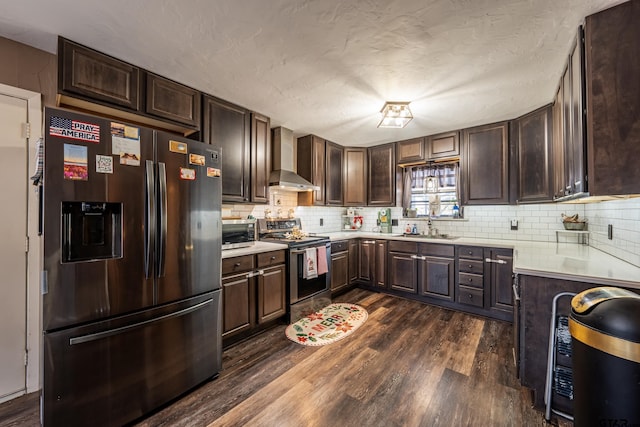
468,278,473,282
467,293,473,299
270,256,276,260
485,258,507,264
234,263,241,267
468,264,473,268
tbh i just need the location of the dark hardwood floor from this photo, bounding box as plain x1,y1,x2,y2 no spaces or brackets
0,288,571,426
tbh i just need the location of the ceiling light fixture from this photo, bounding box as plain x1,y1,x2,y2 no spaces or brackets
377,102,413,128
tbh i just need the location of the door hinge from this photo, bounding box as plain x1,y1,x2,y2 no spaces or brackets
24,349,28,366
22,123,31,139
25,236,29,253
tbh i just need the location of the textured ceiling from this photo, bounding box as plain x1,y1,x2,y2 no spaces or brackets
0,0,624,146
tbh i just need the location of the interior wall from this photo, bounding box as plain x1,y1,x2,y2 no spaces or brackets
0,36,57,107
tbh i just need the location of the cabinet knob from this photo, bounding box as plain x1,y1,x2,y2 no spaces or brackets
270,256,276,260
234,263,241,267
467,251,473,255
468,278,473,282
468,294,473,299
468,264,473,269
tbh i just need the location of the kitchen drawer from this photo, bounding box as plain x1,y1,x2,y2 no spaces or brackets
420,243,454,258
256,250,286,268
331,240,349,253
458,272,484,288
457,285,484,308
457,245,483,260
458,259,484,274
222,255,255,275
388,240,418,253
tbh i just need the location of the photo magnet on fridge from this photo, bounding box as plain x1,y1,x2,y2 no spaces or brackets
180,167,196,181
96,155,113,174
63,144,89,180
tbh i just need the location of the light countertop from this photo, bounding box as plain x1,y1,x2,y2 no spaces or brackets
221,241,288,259
323,232,640,289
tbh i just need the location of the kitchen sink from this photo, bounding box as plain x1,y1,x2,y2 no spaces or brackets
402,233,459,240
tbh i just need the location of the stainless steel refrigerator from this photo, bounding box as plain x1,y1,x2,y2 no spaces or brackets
42,107,222,426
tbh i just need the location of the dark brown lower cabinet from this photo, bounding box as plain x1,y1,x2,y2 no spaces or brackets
388,240,419,293
257,265,286,323
518,275,639,409
222,271,254,338
221,250,286,346
330,241,349,294
455,245,513,321
487,248,514,317
358,240,375,284
420,255,455,301
388,251,417,293
348,239,359,285
374,240,388,288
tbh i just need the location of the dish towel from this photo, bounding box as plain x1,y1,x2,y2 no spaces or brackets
316,246,328,276
303,247,318,279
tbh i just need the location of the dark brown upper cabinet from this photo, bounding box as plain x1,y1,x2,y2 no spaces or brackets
427,131,460,160
58,37,140,111
203,95,250,203
585,1,640,196
250,113,271,204
396,137,426,166
297,135,326,206
325,142,344,205
145,73,201,129
367,143,396,206
553,28,587,201
552,84,566,199
343,147,367,206
461,122,510,205
513,105,554,203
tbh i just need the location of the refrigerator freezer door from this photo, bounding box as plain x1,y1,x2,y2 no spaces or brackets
43,108,155,331
155,131,222,304
42,291,222,427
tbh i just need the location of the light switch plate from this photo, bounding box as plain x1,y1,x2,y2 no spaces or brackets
510,219,518,230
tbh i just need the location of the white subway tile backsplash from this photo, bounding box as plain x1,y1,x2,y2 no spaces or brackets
223,192,639,267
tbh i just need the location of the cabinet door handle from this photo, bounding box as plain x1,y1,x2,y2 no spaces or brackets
485,258,507,264
362,240,376,244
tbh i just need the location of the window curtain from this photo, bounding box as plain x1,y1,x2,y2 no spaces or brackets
402,162,459,209
402,168,412,210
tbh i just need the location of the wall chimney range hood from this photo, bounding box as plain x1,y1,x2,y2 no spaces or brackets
269,127,319,192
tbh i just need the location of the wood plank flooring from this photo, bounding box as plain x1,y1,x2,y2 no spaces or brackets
0,288,571,426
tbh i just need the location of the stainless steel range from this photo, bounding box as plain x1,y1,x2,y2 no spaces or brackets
257,218,331,322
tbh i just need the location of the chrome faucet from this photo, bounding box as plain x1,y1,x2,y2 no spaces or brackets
427,219,438,237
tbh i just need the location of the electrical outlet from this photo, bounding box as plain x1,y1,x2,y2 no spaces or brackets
320,218,323,226
608,224,613,240
392,219,398,226
510,219,518,231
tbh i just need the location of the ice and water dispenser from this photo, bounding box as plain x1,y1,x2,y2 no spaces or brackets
62,201,123,262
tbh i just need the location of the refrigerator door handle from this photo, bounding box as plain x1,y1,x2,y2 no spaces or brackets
68,298,213,345
145,160,156,279
158,162,168,277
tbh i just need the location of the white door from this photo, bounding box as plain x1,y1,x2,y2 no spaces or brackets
0,93,28,402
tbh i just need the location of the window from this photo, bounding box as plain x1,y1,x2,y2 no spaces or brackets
405,163,459,217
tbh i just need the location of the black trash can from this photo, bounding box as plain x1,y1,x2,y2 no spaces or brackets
570,287,640,427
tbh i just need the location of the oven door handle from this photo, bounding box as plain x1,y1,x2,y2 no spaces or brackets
290,245,327,255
